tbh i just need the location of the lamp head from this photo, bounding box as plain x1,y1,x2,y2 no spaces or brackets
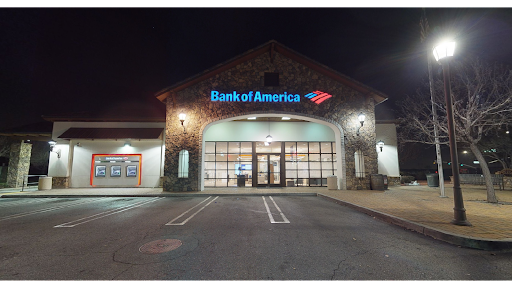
358,113,365,125
433,41,456,62
266,135,273,143
377,140,385,152
179,113,186,125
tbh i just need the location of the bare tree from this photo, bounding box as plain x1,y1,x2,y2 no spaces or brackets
399,56,512,203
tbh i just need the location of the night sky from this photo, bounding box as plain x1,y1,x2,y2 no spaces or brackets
2,7,512,130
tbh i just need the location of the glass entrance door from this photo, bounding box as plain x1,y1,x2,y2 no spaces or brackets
257,154,281,186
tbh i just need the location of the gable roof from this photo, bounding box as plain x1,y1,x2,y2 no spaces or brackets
155,40,388,104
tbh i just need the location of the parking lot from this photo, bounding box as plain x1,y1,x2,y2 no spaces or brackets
1,196,512,280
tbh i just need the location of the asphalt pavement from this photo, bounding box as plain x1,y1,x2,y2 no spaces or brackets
2,181,512,251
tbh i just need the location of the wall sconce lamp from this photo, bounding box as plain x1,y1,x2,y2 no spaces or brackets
48,140,61,158
179,113,186,125
179,113,186,132
356,113,365,136
76,142,82,147
377,140,385,152
124,142,131,147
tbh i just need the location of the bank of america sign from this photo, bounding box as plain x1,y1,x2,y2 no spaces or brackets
210,90,332,104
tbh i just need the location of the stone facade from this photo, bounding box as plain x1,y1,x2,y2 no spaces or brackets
163,51,379,192
6,141,32,188
387,176,401,187
52,176,70,189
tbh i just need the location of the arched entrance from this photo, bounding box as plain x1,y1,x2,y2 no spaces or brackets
200,112,345,191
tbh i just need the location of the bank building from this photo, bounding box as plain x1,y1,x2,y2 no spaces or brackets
44,41,400,192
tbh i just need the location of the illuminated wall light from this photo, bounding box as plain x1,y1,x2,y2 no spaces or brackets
282,117,290,120
247,117,256,120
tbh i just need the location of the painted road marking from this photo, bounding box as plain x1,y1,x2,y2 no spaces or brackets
0,198,50,208
166,196,219,226
0,198,104,222
262,196,290,224
54,197,162,228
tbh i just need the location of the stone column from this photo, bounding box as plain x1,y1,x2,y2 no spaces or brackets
6,141,32,188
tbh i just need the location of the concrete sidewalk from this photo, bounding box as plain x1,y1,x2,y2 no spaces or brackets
2,182,511,251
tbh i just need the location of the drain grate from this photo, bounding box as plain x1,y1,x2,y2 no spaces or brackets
139,239,182,254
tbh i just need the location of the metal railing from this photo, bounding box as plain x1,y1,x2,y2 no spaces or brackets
22,174,47,191
458,174,504,190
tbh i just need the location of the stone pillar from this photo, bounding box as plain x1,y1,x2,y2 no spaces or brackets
6,141,32,188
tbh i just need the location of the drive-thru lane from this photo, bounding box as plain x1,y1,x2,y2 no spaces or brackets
1,196,511,280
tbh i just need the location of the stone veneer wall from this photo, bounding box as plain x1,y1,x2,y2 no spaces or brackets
6,141,32,188
387,176,401,187
52,177,70,189
164,52,378,192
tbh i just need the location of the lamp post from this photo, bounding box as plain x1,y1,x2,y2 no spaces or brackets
433,41,471,226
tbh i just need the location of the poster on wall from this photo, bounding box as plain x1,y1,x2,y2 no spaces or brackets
95,166,106,177
126,165,137,177
111,165,121,177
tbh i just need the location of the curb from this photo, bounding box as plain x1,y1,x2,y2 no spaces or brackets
317,193,512,252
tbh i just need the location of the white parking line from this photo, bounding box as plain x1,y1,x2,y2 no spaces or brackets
0,198,50,208
0,198,105,222
166,196,219,225
262,196,290,224
54,197,162,228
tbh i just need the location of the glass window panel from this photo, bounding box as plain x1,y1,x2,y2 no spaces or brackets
309,162,321,170
321,154,333,162
322,169,334,176
228,179,237,187
286,162,297,170
309,142,320,153
241,142,252,153
321,142,332,153
205,142,215,154
215,179,227,187
309,154,320,162
204,162,216,169
228,170,238,178
310,170,321,178
296,154,308,162
227,154,240,162
298,170,309,178
215,170,228,178
255,141,271,153
228,162,236,169
228,142,240,153
239,154,252,162
322,178,328,185
298,162,308,169
310,179,322,186
216,162,227,170
204,154,216,161
285,142,296,153
286,179,296,187
216,154,227,161
204,170,216,179
297,179,309,186
321,162,333,169
286,170,297,178
297,142,308,153
332,142,336,153
285,154,296,161
216,142,227,154
270,141,281,153
204,179,215,187
332,154,337,162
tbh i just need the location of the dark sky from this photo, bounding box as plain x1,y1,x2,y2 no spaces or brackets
2,8,512,129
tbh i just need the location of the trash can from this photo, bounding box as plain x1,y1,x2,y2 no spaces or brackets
327,175,338,190
237,174,246,187
370,174,385,191
38,176,52,190
426,173,439,187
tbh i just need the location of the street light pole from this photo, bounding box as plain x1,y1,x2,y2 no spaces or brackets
434,42,471,226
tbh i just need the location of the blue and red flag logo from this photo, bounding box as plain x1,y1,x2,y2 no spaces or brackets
304,91,332,104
